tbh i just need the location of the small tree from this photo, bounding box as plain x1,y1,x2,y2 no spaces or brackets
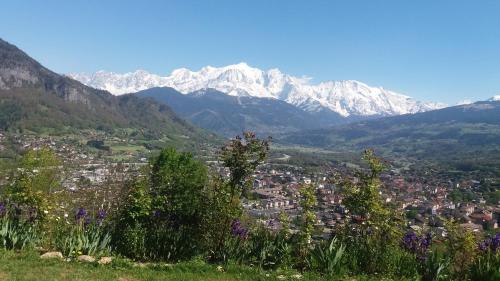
220,132,270,198
296,184,317,268
208,132,270,260
335,149,403,274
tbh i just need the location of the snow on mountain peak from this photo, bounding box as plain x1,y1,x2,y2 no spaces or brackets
68,63,445,117
489,95,500,101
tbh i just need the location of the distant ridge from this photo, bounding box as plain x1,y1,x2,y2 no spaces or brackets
69,63,446,118
135,87,345,137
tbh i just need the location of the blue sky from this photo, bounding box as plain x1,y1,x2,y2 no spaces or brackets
1,0,499,104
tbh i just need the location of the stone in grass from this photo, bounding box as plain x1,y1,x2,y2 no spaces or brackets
98,257,113,265
40,252,64,259
77,255,96,263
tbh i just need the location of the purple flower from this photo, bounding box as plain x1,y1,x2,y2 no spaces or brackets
401,231,432,261
84,217,91,228
231,219,249,240
75,207,87,221
0,203,6,217
479,232,500,252
96,209,106,225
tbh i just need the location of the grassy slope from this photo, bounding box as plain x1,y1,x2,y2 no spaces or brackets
0,250,400,281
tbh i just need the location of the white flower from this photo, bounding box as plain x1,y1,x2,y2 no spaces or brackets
291,274,302,279
216,265,224,272
277,275,285,280
64,213,68,218
43,210,49,214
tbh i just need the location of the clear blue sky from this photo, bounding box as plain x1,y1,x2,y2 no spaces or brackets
1,0,499,104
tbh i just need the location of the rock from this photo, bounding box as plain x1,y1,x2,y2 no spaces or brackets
77,255,96,263
133,262,150,268
98,257,113,265
40,252,63,259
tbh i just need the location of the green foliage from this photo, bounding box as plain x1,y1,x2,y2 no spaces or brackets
0,100,22,131
111,178,151,260
308,237,346,276
220,132,270,195
469,251,500,281
149,147,208,260
333,150,405,275
0,211,40,250
113,147,210,261
224,226,293,270
444,219,478,278
342,149,391,226
55,222,111,257
419,251,450,281
5,148,61,220
295,184,317,269
207,132,270,260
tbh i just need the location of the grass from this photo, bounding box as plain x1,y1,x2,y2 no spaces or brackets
0,250,294,281
0,250,403,281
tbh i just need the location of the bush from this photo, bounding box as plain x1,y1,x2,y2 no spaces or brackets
112,148,210,261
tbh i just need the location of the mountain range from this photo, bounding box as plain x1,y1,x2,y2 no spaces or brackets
69,63,446,119
0,38,212,147
135,87,346,137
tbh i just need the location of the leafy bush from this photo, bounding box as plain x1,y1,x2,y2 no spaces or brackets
112,147,212,261
111,178,151,260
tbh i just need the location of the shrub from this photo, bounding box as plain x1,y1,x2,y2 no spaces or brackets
112,147,211,261
112,178,151,260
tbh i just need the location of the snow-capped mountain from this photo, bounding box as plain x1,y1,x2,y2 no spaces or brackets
489,95,500,101
68,63,445,117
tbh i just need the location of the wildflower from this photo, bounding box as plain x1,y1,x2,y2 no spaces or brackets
478,232,500,252
216,265,224,272
84,217,91,227
64,213,68,218
43,210,49,214
401,231,432,261
75,207,87,221
0,203,6,217
96,209,106,225
231,219,249,239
